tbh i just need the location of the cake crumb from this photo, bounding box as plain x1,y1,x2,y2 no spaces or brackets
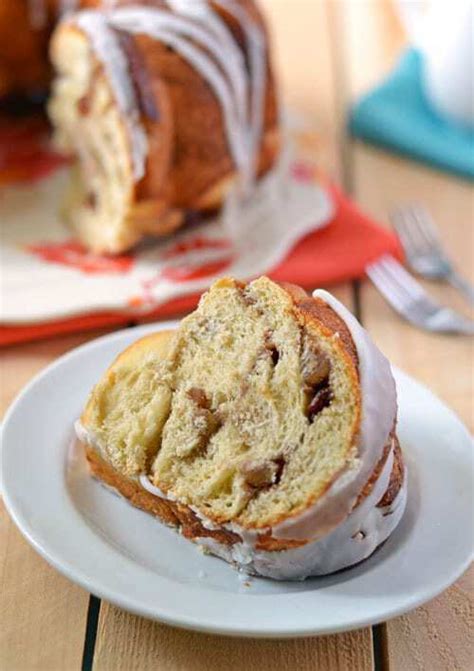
237,570,253,588
198,545,211,555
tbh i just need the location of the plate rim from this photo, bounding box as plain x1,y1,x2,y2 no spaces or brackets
1,321,473,638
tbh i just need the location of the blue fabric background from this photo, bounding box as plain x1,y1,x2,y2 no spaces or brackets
349,49,474,181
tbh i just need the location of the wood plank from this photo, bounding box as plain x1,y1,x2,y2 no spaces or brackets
353,147,474,430
339,0,407,100
1,330,111,671
0,499,90,671
351,151,474,669
383,565,474,671
338,0,474,425
1,329,111,417
260,0,342,178
94,604,373,671
341,2,474,668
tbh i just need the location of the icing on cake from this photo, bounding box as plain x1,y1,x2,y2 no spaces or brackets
62,1,266,187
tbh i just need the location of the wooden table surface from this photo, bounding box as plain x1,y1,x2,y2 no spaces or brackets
1,1,473,669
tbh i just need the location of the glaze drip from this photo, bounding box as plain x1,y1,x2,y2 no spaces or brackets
72,11,148,180
61,1,266,187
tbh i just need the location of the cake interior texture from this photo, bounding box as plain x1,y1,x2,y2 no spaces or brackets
82,277,361,531
49,27,138,253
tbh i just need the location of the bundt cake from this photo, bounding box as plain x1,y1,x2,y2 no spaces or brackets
75,277,407,580
0,1,279,253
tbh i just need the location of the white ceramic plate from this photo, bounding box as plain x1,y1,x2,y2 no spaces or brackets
2,322,473,638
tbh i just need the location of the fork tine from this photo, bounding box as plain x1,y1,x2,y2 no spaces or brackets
367,256,474,334
411,206,441,252
391,211,418,252
369,255,438,322
407,206,436,252
391,207,427,255
378,255,427,299
366,261,412,313
370,267,430,327
366,273,405,314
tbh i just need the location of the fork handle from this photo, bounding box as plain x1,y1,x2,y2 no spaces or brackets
447,271,474,306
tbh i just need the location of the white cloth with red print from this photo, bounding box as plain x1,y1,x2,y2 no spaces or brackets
0,155,332,324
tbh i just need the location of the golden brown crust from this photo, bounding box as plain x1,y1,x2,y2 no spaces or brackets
84,435,404,552
377,436,404,507
279,282,359,368
85,443,241,546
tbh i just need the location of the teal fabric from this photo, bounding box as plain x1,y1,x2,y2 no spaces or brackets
349,49,474,181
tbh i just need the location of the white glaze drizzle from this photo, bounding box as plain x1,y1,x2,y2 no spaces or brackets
166,0,249,138
167,0,267,185
139,473,177,501
197,455,407,580
76,432,405,579
74,419,95,447
136,436,405,580
213,0,266,184
109,6,248,178
64,1,265,187
69,11,148,180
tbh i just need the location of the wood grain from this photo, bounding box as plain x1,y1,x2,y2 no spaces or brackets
94,603,373,671
354,148,474,430
352,149,474,670
384,565,474,671
0,500,89,671
0,330,111,417
0,330,110,671
260,0,342,179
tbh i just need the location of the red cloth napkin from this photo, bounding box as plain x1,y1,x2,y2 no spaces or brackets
0,181,401,346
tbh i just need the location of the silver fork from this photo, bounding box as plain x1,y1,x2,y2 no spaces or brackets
366,255,474,335
391,204,474,305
